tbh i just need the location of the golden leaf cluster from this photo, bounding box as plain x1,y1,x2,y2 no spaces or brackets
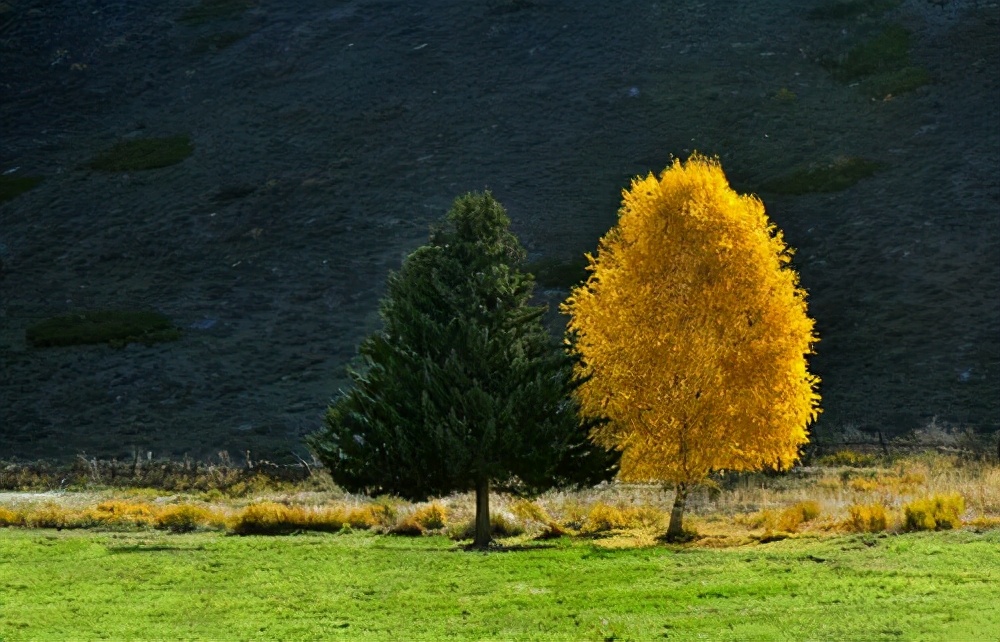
564,154,820,485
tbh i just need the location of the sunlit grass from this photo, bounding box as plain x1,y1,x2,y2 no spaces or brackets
0,528,996,640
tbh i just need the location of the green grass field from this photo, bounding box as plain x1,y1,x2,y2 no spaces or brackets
1,529,997,641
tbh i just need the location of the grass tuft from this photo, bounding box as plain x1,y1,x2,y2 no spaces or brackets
761,157,883,194
807,0,902,21
844,503,890,532
87,136,193,172
817,449,879,468
0,174,43,203
904,493,964,531
777,500,823,532
179,0,256,25
155,504,217,533
581,503,664,534
26,310,181,348
821,24,930,97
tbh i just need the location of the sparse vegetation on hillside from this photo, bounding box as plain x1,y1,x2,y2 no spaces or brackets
761,156,884,194
821,24,931,98
25,310,181,348
86,136,193,172
0,173,43,203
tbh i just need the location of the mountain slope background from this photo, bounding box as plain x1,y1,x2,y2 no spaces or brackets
1,0,997,461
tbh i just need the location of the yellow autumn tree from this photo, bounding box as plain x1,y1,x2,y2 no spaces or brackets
563,154,821,540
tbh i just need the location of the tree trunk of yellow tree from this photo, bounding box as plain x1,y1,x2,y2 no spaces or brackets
666,482,688,541
473,476,491,549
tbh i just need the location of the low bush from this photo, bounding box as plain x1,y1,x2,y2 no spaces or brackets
229,502,312,535
777,501,822,532
26,310,181,348
179,0,256,25
581,503,663,534
24,503,86,530
761,158,883,195
0,174,43,203
411,503,447,530
816,450,879,468
87,136,193,172
228,502,393,535
509,498,551,524
155,504,215,533
84,500,157,529
0,506,25,527
388,515,425,537
447,512,525,541
346,503,395,529
904,494,964,531
848,477,879,492
388,503,447,537
807,0,901,20
844,503,889,533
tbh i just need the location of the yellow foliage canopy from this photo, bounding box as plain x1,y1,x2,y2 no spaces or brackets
564,155,820,485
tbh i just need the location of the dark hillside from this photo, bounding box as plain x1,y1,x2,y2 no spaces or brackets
1,0,996,461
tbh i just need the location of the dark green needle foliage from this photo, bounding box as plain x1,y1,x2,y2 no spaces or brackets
308,192,618,548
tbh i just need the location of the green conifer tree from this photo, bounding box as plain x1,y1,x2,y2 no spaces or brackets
308,192,617,548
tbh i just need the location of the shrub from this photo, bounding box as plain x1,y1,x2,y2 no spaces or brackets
536,521,570,540
849,477,879,492
735,509,776,531
817,449,879,468
155,504,213,533
345,503,395,530
509,499,571,539
807,0,901,20
582,503,664,534
0,174,43,203
306,506,350,532
229,502,303,535
24,503,84,530
179,0,256,25
448,512,525,541
26,310,181,348
388,515,425,537
777,501,822,532
510,498,550,524
0,506,25,527
84,500,157,528
904,494,964,531
87,135,193,171
761,158,883,195
411,503,447,530
844,503,889,533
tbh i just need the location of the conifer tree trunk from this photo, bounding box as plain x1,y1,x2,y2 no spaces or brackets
474,476,491,549
666,482,688,541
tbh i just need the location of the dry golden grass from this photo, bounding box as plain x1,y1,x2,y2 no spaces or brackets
0,452,996,547
903,493,965,531
844,503,891,533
